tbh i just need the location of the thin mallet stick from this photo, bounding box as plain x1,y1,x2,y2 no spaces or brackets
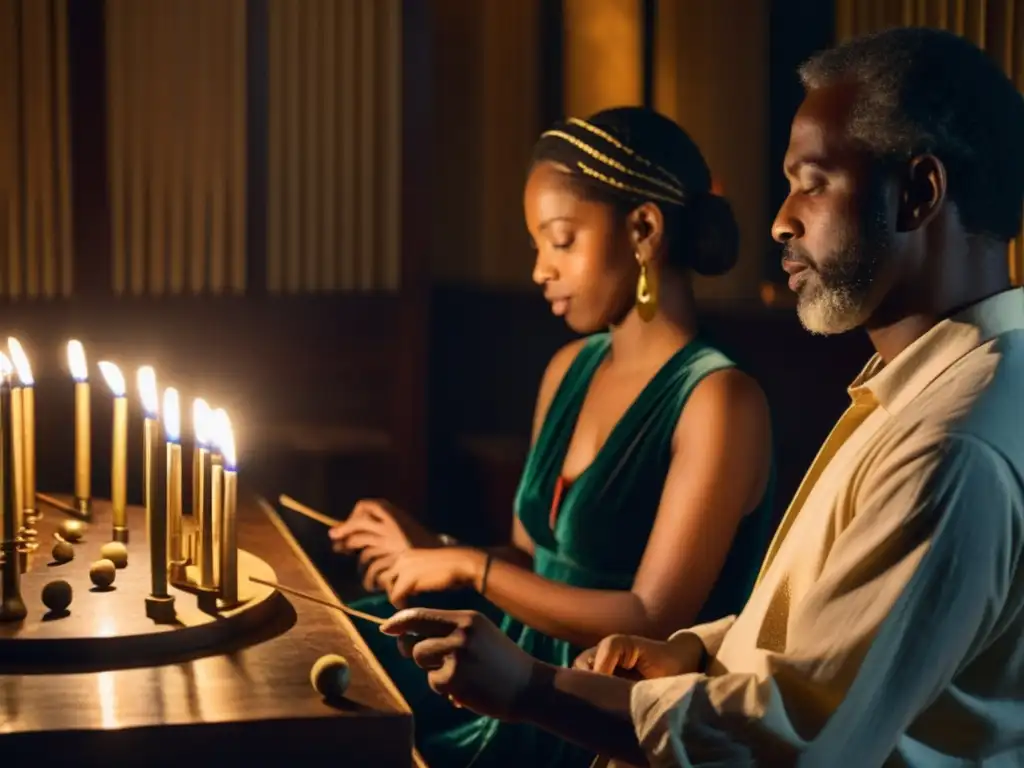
36,492,88,519
249,575,383,625
278,494,343,528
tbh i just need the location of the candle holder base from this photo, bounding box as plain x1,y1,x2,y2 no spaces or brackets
75,497,92,521
169,560,189,585
112,526,129,544
0,594,26,623
144,594,177,624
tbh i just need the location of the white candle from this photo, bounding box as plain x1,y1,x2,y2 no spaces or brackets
68,341,91,515
193,398,214,588
214,409,238,604
164,388,185,582
137,366,158,532
99,362,128,543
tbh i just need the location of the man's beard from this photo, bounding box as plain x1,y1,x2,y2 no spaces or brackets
792,186,891,335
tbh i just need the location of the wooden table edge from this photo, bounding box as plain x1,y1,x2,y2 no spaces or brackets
255,494,429,768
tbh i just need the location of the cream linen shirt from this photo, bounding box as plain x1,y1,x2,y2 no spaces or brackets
629,288,1024,767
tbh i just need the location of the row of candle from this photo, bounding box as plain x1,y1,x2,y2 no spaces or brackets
0,337,239,608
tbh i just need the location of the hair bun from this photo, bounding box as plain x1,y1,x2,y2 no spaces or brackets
686,193,740,276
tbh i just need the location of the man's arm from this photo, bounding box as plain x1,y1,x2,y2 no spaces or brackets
624,434,1023,765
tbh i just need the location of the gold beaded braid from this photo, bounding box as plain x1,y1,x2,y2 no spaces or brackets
566,117,684,191
576,162,687,207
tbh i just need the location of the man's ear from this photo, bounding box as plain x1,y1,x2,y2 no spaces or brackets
896,153,947,233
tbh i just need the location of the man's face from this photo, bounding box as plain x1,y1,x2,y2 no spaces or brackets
773,84,897,335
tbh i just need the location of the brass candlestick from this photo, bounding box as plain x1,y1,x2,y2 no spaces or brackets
99,362,128,543
210,452,223,586
145,410,174,623
8,338,37,557
163,388,186,583
216,410,238,605
193,397,214,589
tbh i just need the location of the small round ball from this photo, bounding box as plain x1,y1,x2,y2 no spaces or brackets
100,541,128,568
51,540,74,564
59,519,86,543
89,559,116,588
41,580,73,612
310,654,350,700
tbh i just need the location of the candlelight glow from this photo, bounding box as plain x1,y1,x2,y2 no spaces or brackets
68,340,88,382
0,352,11,377
214,408,236,470
163,388,181,443
8,337,33,386
137,366,158,417
193,398,213,447
99,361,126,397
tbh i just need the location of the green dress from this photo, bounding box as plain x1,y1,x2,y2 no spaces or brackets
352,333,775,767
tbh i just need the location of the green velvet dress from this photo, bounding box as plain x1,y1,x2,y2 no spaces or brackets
351,333,775,767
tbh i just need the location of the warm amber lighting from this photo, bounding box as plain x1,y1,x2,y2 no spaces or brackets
99,361,126,397
213,408,236,469
0,352,11,376
67,340,88,382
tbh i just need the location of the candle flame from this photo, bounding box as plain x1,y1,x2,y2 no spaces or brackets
137,366,158,417
67,340,88,382
193,398,213,446
0,352,12,378
98,361,126,397
7,337,33,386
214,408,236,470
163,388,181,443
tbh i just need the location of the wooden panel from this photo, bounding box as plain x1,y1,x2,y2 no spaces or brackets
0,0,74,299
836,0,1024,285
106,0,247,296
563,0,643,117
266,0,402,294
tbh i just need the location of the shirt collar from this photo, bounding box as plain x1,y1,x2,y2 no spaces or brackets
848,287,1024,413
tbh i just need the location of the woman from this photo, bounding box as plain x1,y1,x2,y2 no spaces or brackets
330,107,775,767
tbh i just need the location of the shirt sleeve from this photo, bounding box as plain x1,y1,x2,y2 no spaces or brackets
629,433,1023,767
667,615,735,660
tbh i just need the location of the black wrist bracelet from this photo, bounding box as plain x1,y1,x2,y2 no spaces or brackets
479,553,493,595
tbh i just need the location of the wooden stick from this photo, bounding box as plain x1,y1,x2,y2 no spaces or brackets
35,492,88,519
278,494,343,528
249,575,383,625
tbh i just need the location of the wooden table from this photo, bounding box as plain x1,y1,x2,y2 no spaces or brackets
0,493,424,766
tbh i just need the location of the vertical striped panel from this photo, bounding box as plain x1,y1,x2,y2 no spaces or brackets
266,0,402,294
0,0,74,300
836,0,1024,285
106,0,247,296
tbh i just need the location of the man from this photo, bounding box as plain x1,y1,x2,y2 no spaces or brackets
381,27,1024,766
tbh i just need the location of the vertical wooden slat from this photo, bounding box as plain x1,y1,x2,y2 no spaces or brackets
189,0,207,295
340,0,356,290
23,0,39,298
321,0,337,291
303,0,319,292
55,0,72,297
0,0,18,297
127,2,145,295
167,0,185,295
36,0,56,298
107,0,124,294
230,0,246,293
209,0,228,294
267,0,282,293
359,1,376,290
383,0,401,290
149,0,167,296
285,0,300,293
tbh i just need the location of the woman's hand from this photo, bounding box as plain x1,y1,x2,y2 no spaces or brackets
379,548,487,608
572,633,704,680
329,498,439,568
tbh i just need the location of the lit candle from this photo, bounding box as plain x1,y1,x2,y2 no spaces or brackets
164,388,185,583
0,352,26,622
215,409,238,604
193,398,214,588
210,440,223,587
7,340,35,544
6,342,25,541
68,340,91,517
99,362,128,543
144,383,174,623
137,367,158,534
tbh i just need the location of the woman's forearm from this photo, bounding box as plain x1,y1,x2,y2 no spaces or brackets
485,544,534,570
478,557,656,648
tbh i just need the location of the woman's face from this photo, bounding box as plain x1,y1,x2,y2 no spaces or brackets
524,162,637,333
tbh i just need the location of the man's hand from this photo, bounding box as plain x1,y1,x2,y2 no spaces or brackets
380,608,536,719
573,632,704,679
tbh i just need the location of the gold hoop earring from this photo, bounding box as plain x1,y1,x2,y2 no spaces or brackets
635,255,658,322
